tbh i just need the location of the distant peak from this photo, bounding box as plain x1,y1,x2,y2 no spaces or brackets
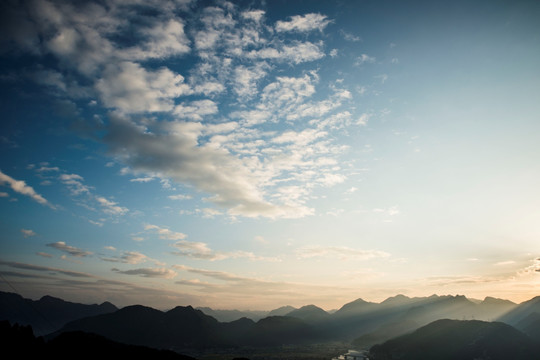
39,295,65,303
482,296,514,305
381,294,411,304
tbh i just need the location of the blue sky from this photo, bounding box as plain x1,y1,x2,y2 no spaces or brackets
1,0,539,310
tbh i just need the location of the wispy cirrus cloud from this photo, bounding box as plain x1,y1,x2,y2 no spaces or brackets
112,267,177,279
59,172,128,217
0,260,94,278
0,170,52,208
21,229,37,237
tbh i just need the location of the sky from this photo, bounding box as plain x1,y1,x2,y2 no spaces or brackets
1,0,540,311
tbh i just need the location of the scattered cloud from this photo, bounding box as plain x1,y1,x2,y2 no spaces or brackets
340,30,362,42
355,54,376,65
112,267,177,279
96,196,128,216
36,252,53,258
21,229,37,237
0,170,52,207
171,240,280,262
101,251,148,264
46,241,93,257
275,13,331,33
130,177,155,183
145,224,187,240
36,166,60,172
96,61,191,114
168,194,192,200
59,173,90,195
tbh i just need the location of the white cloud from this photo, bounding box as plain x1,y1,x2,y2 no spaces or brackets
21,229,37,237
241,9,265,22
145,224,187,240
59,173,90,195
356,53,376,65
104,246,116,251
130,177,155,183
200,207,223,218
46,241,93,257
233,63,269,98
120,19,190,60
341,30,362,42
173,99,218,120
96,61,191,113
0,170,52,207
168,194,192,200
357,113,371,126
0,192,9,198
105,115,303,219
275,13,331,33
2,3,360,220
247,41,325,64
36,165,60,172
96,196,128,216
171,240,280,262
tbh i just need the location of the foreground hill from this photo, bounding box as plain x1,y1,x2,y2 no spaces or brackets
369,319,538,360
1,320,196,360
0,291,117,335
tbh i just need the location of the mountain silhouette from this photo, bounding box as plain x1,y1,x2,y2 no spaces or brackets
1,320,196,359
285,304,329,323
57,304,228,349
498,296,540,326
0,291,117,335
5,291,536,354
196,307,267,322
267,305,297,317
369,319,539,360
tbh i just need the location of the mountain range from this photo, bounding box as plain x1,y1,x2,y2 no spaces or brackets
2,291,540,358
0,291,117,335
